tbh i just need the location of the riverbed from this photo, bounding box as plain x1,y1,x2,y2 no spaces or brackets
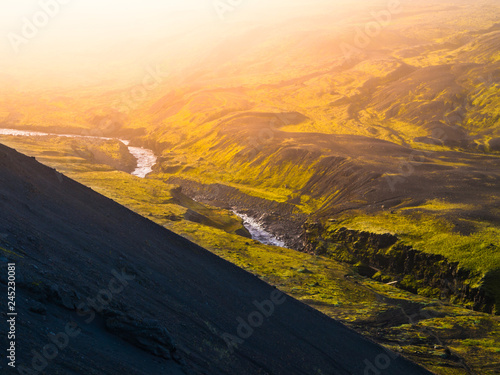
0,128,156,178
234,211,286,247
0,128,285,246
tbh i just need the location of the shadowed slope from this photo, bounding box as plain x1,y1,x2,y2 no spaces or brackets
0,143,432,374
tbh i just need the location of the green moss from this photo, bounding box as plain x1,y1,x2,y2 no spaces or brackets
330,211,500,274
3,135,500,374
0,246,24,259
372,271,393,283
417,287,442,299
401,199,475,212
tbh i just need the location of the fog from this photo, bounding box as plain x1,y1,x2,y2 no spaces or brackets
0,0,376,88
0,0,477,91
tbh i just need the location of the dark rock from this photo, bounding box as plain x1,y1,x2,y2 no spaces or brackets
413,137,444,146
489,137,500,152
164,214,182,221
297,268,313,274
235,227,252,238
104,312,177,360
48,284,80,310
29,301,47,315
353,263,377,278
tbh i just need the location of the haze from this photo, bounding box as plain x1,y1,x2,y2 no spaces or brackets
1,0,373,88
0,1,500,373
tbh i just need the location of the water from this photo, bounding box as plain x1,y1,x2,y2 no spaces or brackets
0,128,284,246
128,146,157,178
0,128,157,178
234,211,285,247
120,140,157,178
0,128,114,140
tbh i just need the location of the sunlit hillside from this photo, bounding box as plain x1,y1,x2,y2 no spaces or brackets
1,1,499,374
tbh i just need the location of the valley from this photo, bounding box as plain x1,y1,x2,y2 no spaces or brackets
1,126,499,374
1,0,500,373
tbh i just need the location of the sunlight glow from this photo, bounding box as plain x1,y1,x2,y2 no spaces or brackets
0,0,389,87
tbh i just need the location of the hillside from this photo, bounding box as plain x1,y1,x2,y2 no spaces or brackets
1,132,499,374
0,0,499,373
0,143,435,374
123,1,500,314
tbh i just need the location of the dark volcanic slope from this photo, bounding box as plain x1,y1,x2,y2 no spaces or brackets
0,143,431,375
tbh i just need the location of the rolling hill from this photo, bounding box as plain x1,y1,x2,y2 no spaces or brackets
0,143,434,374
0,0,499,373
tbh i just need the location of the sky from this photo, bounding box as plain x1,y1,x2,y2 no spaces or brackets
0,0,334,53
0,0,373,88
1,1,213,74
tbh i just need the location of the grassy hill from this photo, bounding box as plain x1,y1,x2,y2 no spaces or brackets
1,126,500,375
1,0,500,373
114,1,500,315
1,0,499,313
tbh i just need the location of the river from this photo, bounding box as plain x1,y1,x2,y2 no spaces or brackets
0,128,284,246
0,128,156,178
234,211,286,247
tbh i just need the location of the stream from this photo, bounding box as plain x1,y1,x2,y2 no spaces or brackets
234,211,286,247
0,128,284,246
0,128,156,178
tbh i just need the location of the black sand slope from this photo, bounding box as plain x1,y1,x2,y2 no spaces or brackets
0,143,432,374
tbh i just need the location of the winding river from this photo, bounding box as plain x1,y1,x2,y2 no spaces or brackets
0,128,284,246
0,128,156,178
